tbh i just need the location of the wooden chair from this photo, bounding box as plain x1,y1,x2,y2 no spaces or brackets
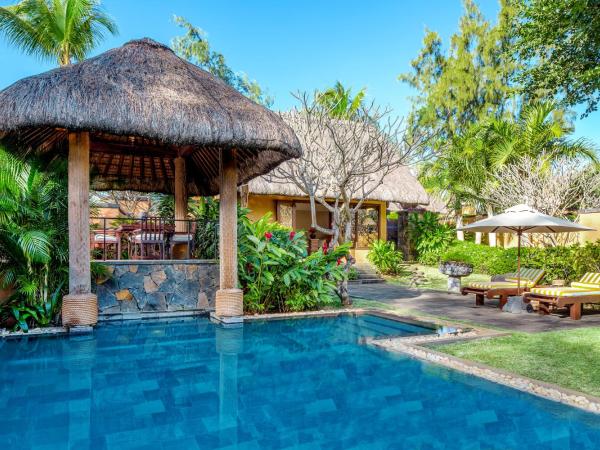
168,221,196,259
461,268,545,308
524,272,600,320
91,229,119,260
128,217,166,259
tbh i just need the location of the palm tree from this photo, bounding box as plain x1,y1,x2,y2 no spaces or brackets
420,102,598,245
0,0,117,66
419,123,495,242
316,81,366,119
486,101,598,169
0,149,68,306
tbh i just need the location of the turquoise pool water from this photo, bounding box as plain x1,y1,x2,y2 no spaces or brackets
1,314,599,449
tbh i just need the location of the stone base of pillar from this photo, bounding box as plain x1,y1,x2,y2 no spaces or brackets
62,293,98,327
215,288,243,318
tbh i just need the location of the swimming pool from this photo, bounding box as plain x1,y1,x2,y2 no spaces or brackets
1,314,599,449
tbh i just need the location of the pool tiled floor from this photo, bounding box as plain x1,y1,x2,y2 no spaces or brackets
1,315,600,449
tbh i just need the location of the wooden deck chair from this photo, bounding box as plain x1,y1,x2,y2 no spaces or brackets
524,272,600,320
461,268,545,309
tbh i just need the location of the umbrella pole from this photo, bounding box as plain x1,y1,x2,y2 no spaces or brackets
517,230,521,294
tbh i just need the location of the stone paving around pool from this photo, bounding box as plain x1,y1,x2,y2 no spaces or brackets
350,282,600,332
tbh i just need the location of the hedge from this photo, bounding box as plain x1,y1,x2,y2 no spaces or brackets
426,240,600,284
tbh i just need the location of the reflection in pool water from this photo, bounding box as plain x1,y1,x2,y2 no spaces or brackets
0,314,599,449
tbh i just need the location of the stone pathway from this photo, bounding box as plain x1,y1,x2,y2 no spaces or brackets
350,282,600,332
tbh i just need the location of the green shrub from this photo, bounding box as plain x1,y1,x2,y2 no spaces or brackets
425,240,600,284
521,243,600,283
367,240,405,275
408,212,455,262
0,151,69,330
440,241,518,275
238,213,349,314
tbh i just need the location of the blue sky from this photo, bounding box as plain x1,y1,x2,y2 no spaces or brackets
0,0,598,144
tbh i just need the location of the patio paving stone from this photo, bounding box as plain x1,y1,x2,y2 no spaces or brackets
350,282,600,331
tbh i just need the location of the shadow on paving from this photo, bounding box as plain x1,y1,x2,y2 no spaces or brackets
349,282,600,333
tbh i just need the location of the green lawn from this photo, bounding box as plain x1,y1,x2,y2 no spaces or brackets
439,328,600,397
386,264,490,291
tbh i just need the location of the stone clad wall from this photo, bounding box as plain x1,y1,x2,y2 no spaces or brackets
94,260,218,314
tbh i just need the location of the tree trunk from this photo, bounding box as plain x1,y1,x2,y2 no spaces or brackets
487,205,497,247
337,207,354,306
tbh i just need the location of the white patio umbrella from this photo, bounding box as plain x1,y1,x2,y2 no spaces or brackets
458,204,594,291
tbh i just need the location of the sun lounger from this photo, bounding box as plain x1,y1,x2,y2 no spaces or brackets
461,268,545,309
523,272,600,320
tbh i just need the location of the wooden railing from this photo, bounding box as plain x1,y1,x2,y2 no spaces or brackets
90,217,215,261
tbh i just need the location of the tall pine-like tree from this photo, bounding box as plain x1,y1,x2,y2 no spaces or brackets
400,0,521,239
399,0,520,145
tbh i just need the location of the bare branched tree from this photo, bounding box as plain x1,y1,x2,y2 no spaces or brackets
265,92,430,304
482,156,600,245
91,190,153,218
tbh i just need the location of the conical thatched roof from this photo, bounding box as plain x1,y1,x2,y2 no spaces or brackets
0,38,301,195
248,165,429,206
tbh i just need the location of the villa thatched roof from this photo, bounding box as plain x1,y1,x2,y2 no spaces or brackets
248,164,429,206
0,38,301,195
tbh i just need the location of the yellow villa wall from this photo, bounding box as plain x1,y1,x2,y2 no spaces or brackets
578,212,600,244
246,194,387,263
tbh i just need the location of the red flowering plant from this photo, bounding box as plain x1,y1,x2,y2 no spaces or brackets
238,213,349,314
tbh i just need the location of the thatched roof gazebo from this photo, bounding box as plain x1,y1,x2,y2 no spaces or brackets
0,38,301,325
248,165,429,207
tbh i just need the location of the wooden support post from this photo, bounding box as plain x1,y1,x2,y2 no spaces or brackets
62,132,98,327
215,149,243,318
570,303,582,320
174,156,187,233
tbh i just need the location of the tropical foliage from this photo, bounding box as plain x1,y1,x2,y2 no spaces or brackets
399,0,520,147
408,212,454,263
418,101,598,238
0,0,117,66
171,16,272,107
484,102,597,168
0,150,69,330
426,239,600,285
367,240,404,275
514,0,600,116
316,81,366,119
190,197,219,260
238,213,349,314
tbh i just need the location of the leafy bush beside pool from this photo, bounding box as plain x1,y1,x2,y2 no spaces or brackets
238,213,349,314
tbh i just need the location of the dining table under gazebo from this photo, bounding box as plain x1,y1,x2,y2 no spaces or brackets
0,38,301,326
